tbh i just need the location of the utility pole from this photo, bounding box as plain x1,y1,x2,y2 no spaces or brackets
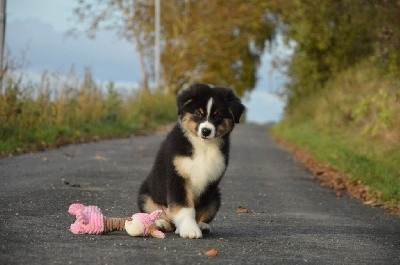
0,0,6,91
154,0,161,91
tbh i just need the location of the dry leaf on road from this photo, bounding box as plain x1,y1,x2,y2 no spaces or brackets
236,205,248,213
205,249,219,257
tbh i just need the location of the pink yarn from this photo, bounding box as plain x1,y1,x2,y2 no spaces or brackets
68,203,105,235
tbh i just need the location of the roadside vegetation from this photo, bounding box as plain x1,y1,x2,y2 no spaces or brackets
2,1,274,157
270,1,400,212
0,64,176,157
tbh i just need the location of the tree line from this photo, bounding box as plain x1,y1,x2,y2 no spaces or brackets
273,0,400,110
72,0,274,96
72,0,400,101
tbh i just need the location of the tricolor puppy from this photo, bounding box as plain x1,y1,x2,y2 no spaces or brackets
137,83,245,239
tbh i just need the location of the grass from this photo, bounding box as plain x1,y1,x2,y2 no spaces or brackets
271,63,400,209
0,67,177,157
271,121,400,207
272,122,400,203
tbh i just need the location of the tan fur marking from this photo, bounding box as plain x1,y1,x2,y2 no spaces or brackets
180,113,197,136
196,201,219,223
169,204,183,217
142,195,163,213
142,195,175,232
213,109,221,115
182,99,193,108
184,183,195,208
217,118,234,137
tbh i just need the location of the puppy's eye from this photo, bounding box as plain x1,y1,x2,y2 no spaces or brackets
216,115,224,123
213,110,223,123
193,110,203,119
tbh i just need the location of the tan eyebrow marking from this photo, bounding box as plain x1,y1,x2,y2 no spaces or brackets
183,99,193,108
213,109,221,115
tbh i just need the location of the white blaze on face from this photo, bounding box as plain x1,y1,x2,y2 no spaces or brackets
206,97,213,120
198,97,216,139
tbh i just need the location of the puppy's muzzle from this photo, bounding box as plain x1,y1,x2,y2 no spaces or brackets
198,122,216,139
201,128,212,137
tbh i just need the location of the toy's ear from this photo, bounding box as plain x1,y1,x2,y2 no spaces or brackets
150,210,163,220
149,225,166,239
223,88,245,123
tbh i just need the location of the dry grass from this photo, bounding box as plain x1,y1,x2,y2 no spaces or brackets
0,66,176,156
314,63,400,148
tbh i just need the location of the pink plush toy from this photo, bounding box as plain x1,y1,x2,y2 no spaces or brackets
68,203,165,239
125,212,165,238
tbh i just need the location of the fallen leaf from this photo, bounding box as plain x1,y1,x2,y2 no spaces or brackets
94,155,108,161
205,249,219,257
236,205,248,213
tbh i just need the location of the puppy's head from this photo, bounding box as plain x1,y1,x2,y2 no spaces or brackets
177,83,245,139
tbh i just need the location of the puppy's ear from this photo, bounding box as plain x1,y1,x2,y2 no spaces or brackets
223,89,245,123
176,87,194,115
177,83,208,115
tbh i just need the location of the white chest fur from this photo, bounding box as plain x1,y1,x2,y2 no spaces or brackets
173,136,226,199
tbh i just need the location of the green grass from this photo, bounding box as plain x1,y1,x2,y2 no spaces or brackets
272,63,400,208
271,121,400,205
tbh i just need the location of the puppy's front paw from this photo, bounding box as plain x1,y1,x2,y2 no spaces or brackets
178,222,202,239
198,222,212,234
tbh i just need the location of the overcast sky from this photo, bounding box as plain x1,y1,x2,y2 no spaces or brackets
6,0,286,123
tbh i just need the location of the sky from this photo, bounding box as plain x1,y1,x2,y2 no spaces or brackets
6,0,286,123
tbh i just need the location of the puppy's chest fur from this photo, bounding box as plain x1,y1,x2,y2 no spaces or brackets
173,136,226,199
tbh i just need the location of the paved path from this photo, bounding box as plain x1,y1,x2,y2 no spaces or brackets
0,124,399,264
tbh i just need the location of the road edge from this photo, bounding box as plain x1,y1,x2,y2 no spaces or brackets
273,136,400,216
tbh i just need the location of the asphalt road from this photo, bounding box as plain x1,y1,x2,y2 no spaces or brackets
0,124,399,264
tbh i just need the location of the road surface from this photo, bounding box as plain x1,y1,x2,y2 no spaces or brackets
0,124,399,264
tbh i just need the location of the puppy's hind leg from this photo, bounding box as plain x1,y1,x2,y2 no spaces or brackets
138,193,175,232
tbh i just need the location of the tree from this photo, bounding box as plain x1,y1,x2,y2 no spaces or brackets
158,0,274,96
372,0,400,76
71,0,155,91
275,0,375,104
72,0,275,96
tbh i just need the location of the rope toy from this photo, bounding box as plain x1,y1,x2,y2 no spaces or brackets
68,203,165,239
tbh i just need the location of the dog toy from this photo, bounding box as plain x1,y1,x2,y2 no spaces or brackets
68,203,165,239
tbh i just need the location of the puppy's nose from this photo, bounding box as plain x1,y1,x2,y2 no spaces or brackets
201,128,212,137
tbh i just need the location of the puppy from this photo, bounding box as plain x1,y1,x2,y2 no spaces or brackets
137,83,245,239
